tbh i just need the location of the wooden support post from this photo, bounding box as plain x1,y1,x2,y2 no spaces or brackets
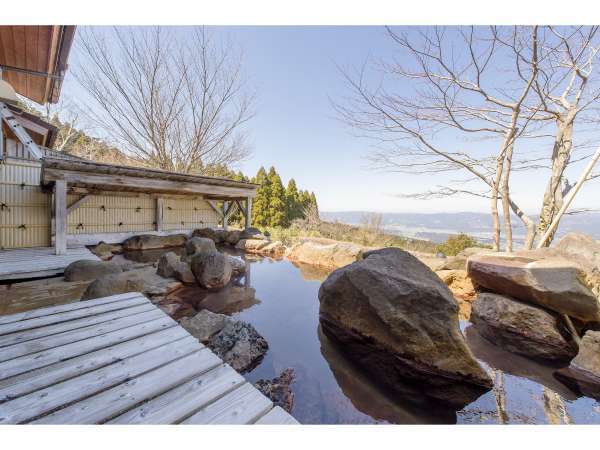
155,198,164,232
223,201,229,230
245,197,252,229
0,116,4,159
54,180,67,255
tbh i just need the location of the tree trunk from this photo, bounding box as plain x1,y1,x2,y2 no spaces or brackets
501,141,515,252
538,115,574,246
491,156,505,252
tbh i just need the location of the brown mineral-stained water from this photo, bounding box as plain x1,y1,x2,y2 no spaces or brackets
127,247,600,425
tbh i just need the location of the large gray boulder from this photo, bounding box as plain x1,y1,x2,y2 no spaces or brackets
185,237,216,256
467,253,600,322
227,255,247,276
64,259,125,282
236,239,285,257
179,310,230,343
192,227,227,244
471,293,577,362
225,230,243,246
156,251,195,285
240,227,268,240
81,267,182,300
318,247,492,407
208,320,268,373
190,251,232,290
91,242,123,260
567,330,600,378
287,237,368,269
555,330,600,400
122,233,187,251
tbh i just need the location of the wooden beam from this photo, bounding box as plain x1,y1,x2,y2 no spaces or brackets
54,180,67,255
42,168,257,199
0,102,42,160
155,198,164,232
235,200,246,217
245,197,252,229
66,195,90,214
206,200,224,219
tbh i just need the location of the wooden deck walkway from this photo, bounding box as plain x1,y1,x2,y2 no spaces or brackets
0,246,100,281
0,293,298,425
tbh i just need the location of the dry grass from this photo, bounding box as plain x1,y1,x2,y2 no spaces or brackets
264,217,438,254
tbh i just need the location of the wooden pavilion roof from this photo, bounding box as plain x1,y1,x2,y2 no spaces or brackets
0,26,76,105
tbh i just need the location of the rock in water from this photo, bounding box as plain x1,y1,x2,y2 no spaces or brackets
81,267,182,300
208,320,268,373
185,237,216,257
467,254,600,322
179,310,230,343
471,293,577,362
225,230,243,245
318,247,492,407
192,227,227,244
555,330,600,400
156,251,195,285
64,259,125,281
240,227,268,240
227,255,247,276
91,242,123,260
255,369,295,413
122,233,187,251
190,251,232,290
287,237,369,269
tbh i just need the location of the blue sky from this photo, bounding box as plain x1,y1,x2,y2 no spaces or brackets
61,26,599,214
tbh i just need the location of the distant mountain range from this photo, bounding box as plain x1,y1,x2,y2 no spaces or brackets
320,211,600,244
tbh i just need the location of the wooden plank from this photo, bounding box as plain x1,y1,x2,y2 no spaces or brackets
0,326,191,402
0,336,201,424
33,348,222,424
255,406,299,425
54,179,67,255
0,292,140,326
66,194,90,214
0,315,176,380
0,307,163,361
0,246,98,280
182,383,273,425
109,364,245,424
0,295,149,335
0,301,154,348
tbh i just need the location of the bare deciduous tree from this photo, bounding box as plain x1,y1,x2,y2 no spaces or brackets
532,26,600,245
335,25,600,250
335,26,542,251
74,26,254,174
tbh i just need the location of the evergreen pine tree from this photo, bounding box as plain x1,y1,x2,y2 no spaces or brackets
285,178,301,223
310,191,319,214
267,167,288,227
251,167,271,227
297,190,311,216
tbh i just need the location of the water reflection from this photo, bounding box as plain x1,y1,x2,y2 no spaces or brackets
465,326,577,400
317,326,457,424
